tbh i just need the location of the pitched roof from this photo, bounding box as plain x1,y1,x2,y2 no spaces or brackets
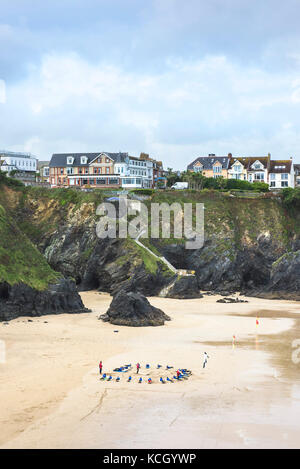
229,156,270,170
49,152,128,167
269,159,292,173
187,156,230,171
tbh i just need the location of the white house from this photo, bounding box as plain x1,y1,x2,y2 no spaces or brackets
269,159,294,189
0,151,37,173
121,156,153,188
247,159,269,183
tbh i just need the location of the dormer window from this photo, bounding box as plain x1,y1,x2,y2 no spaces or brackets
80,156,88,164
233,163,242,172
67,156,74,165
213,163,222,173
193,163,203,173
252,160,263,170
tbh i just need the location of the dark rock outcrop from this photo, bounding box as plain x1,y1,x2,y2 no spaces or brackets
248,251,300,300
161,275,203,299
100,290,171,327
0,278,89,322
216,297,248,303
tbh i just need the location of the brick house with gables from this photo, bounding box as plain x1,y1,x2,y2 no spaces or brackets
49,152,128,188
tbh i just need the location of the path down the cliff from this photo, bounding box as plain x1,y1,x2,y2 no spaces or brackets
134,231,195,277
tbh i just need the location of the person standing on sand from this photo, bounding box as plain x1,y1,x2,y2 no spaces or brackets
99,361,103,375
136,362,140,374
203,352,210,369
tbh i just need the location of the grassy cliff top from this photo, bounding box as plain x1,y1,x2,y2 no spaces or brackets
0,203,61,290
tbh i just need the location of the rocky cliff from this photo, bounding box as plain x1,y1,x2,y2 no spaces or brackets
0,189,88,321
2,185,300,302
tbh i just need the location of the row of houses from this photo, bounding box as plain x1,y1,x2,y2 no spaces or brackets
0,150,166,189
187,153,299,189
48,152,166,189
1,149,300,190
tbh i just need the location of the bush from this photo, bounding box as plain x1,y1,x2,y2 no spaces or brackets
281,187,300,208
130,188,155,196
0,170,24,189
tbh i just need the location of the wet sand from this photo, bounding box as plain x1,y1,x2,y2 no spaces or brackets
0,292,300,448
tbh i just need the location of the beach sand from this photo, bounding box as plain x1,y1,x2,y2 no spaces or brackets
0,291,300,449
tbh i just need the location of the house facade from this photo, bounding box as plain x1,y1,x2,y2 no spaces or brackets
49,152,124,188
37,161,50,184
294,164,300,187
139,152,166,188
187,154,231,178
228,155,270,184
269,159,294,189
0,150,38,184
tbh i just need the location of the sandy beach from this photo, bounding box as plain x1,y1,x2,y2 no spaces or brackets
0,291,300,449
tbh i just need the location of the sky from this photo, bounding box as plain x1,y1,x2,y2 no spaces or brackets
1,0,300,168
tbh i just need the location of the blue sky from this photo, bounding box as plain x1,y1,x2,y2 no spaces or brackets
1,0,300,167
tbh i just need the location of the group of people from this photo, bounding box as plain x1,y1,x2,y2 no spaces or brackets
98,353,210,383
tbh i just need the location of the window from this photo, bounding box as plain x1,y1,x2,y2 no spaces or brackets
122,178,135,184
213,165,222,173
281,181,288,187
270,181,276,187
96,178,106,185
193,165,203,173
281,173,288,180
67,157,74,165
270,173,275,180
254,173,264,181
106,167,110,174
81,156,87,164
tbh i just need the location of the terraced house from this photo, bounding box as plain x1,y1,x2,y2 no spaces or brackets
187,153,231,178
269,159,294,189
228,155,270,183
188,153,295,189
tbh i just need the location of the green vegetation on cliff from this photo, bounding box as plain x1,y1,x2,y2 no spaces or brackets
0,203,61,290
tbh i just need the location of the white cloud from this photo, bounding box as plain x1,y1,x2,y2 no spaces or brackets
2,51,300,166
